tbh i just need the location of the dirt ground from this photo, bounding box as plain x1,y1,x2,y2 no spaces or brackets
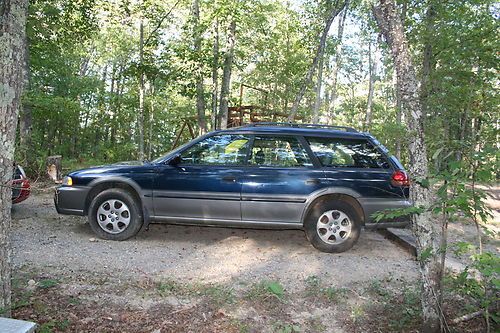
8,184,499,332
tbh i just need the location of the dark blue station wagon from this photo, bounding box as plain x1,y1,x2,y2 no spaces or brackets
55,123,411,253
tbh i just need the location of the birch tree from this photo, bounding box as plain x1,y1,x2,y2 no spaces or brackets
364,35,377,129
138,19,145,161
218,19,236,129
328,0,349,123
192,0,207,133
0,0,28,316
373,1,445,332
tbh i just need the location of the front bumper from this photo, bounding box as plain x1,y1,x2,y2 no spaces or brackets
54,185,90,216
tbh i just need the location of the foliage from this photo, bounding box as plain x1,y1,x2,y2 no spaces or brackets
246,280,286,300
16,0,497,184
449,244,500,324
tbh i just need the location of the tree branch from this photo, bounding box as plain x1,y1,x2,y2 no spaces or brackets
144,0,182,47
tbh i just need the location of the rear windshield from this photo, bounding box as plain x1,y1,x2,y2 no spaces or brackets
306,137,391,169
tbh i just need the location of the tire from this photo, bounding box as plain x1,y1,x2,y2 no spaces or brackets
88,188,143,241
304,199,362,253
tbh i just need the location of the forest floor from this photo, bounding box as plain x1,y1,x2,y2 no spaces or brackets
9,183,499,332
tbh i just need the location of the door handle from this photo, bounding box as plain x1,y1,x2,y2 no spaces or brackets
306,178,321,185
222,176,237,182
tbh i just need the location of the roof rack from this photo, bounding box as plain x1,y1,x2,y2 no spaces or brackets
243,122,358,133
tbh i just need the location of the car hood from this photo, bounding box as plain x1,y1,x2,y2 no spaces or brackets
68,161,155,177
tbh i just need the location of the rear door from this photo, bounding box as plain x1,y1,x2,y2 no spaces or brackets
305,136,405,222
240,135,324,224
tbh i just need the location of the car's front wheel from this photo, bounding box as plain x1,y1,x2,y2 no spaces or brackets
304,199,361,253
88,189,143,240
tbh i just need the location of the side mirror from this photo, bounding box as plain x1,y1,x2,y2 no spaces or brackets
168,155,182,166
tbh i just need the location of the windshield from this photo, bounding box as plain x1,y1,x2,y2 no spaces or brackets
151,133,210,163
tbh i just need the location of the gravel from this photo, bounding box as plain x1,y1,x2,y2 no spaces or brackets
11,189,419,290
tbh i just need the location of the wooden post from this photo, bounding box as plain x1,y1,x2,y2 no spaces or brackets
47,155,62,182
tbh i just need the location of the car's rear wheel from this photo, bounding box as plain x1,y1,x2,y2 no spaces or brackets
88,189,143,240
304,199,361,253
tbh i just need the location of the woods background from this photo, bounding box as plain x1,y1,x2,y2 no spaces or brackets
17,0,498,178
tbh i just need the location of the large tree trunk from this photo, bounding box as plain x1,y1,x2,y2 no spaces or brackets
365,37,377,130
393,70,402,159
211,19,219,130
0,0,28,317
192,0,206,133
19,19,31,164
288,0,346,122
420,2,436,118
328,0,349,123
373,1,445,332
138,19,145,161
218,20,236,129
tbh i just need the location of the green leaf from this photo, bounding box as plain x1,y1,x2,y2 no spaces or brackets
418,247,433,263
266,281,284,298
38,279,59,289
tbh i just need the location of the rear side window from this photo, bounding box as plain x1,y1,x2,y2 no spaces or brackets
249,136,312,167
307,137,390,169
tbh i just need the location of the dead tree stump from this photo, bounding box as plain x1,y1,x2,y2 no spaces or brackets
47,155,62,182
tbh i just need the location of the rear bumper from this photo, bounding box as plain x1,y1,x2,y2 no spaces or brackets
359,197,412,228
54,186,89,216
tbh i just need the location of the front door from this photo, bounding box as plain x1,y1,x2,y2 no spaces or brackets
153,134,251,222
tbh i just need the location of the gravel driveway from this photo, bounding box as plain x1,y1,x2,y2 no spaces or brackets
11,188,418,290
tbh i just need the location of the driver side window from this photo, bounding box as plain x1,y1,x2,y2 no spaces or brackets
180,135,250,165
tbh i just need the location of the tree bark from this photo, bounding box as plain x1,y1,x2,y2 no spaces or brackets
18,12,31,164
329,0,349,123
289,0,346,122
218,20,236,129
192,0,206,133
211,19,219,130
138,19,145,161
312,49,324,123
0,0,28,317
420,1,436,118
373,1,444,332
394,70,402,159
365,37,377,130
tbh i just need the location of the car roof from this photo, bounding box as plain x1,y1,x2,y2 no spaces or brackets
215,124,370,139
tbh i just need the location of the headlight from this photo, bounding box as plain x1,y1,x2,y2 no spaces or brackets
62,176,73,186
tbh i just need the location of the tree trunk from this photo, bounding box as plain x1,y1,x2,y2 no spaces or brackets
328,0,349,123
192,0,206,133
148,85,155,160
19,16,31,164
373,1,444,332
312,50,324,123
0,0,28,317
365,37,377,130
420,2,436,118
138,19,145,161
218,20,236,129
211,19,219,130
394,70,402,160
289,1,346,122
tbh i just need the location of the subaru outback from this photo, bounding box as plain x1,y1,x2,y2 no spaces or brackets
54,123,411,253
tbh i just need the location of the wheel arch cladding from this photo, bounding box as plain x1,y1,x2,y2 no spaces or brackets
85,180,143,217
303,193,365,226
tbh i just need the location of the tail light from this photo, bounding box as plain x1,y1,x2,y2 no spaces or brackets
391,170,410,187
